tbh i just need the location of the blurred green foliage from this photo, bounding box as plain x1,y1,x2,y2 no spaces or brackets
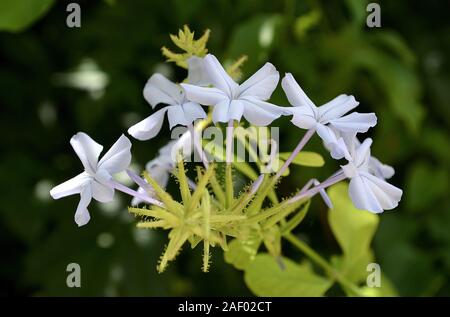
0,0,449,296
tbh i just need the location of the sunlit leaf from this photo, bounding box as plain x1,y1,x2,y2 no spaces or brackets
278,151,324,167
328,183,379,284
244,254,332,296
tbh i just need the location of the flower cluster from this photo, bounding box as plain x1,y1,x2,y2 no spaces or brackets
50,27,402,272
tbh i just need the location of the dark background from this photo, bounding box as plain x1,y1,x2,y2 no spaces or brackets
0,0,449,296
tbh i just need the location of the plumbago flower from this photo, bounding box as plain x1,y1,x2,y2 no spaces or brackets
281,73,377,158
50,133,132,226
128,73,207,140
338,138,403,213
325,128,395,179
181,54,285,126
50,27,404,295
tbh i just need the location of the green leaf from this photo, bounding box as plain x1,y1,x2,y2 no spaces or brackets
0,0,55,32
244,254,332,296
278,151,324,167
224,238,261,270
328,183,379,282
359,274,398,297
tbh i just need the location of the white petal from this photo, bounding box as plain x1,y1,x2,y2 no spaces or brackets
91,179,114,203
369,157,395,179
70,132,103,174
75,186,92,227
203,54,239,97
128,107,168,141
143,73,183,108
318,94,359,123
182,102,207,123
238,62,279,100
354,138,372,168
181,84,228,106
167,105,189,129
98,134,132,174
281,73,316,110
361,172,402,210
241,97,284,126
212,99,232,123
50,172,91,199
328,112,377,133
229,100,245,122
348,176,383,213
187,56,211,86
289,106,318,129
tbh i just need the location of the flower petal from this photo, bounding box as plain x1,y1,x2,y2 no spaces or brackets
92,179,114,203
361,172,402,210
203,54,239,97
354,138,372,168
182,102,207,124
50,172,91,199
238,62,279,100
98,134,132,174
289,106,318,129
369,157,395,179
187,56,211,86
212,99,232,123
328,112,377,133
181,84,228,106
128,107,168,140
317,94,359,123
70,132,103,174
348,175,383,213
229,100,245,122
167,105,189,129
281,73,317,111
143,73,184,108
241,97,284,126
75,185,92,227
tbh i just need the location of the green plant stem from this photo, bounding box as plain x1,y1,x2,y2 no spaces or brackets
284,233,365,297
225,120,234,207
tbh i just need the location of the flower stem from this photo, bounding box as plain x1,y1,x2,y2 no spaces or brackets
275,128,315,179
284,233,365,297
108,179,163,207
288,171,346,204
247,129,315,212
225,120,234,207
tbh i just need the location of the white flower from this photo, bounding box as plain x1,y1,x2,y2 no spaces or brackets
340,138,402,213
325,129,395,180
281,73,377,150
128,73,207,140
181,54,285,126
50,133,132,226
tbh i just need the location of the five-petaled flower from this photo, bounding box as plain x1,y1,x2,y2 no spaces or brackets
50,132,132,226
128,73,207,140
281,73,377,158
181,54,285,126
339,138,402,213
